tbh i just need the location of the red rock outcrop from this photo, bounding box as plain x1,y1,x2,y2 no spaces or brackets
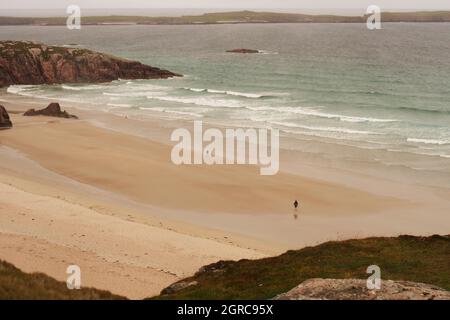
0,41,181,87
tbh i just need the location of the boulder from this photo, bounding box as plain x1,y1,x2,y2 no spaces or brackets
23,103,78,119
273,278,450,300
0,105,12,129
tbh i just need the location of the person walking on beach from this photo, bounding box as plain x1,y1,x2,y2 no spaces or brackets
293,200,299,220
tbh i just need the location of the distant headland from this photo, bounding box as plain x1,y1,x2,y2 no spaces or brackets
1,10,450,26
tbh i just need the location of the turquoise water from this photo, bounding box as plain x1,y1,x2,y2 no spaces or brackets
2,24,450,181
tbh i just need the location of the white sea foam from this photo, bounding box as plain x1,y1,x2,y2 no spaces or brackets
407,138,450,145
183,87,206,92
182,87,278,99
62,84,107,91
6,85,37,95
107,103,132,108
6,86,23,95
62,85,82,91
103,92,124,97
207,88,259,98
257,50,279,55
270,121,380,135
248,106,398,123
147,95,244,109
420,152,450,159
226,91,264,98
284,107,397,123
140,107,203,118
281,128,358,142
60,44,81,48
103,92,153,97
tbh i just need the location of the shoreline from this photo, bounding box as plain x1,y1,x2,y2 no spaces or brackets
1,92,450,298
4,89,450,193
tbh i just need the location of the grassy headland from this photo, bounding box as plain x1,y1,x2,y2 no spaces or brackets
1,10,450,26
154,235,450,300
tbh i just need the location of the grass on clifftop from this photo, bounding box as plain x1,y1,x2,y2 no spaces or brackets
1,235,448,299
154,235,450,300
0,260,125,300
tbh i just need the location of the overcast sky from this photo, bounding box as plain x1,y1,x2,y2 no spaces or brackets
2,0,450,10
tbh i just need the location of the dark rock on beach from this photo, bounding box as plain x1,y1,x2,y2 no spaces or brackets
0,41,181,88
0,105,12,129
226,48,260,54
24,103,78,119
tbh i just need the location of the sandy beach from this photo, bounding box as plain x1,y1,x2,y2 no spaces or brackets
1,93,449,298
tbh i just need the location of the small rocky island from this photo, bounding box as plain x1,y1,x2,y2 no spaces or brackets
0,41,181,87
226,48,260,54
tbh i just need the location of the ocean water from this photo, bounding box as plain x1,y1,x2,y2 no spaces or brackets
1,24,450,185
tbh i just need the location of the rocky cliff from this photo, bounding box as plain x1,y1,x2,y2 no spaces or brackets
0,41,180,87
